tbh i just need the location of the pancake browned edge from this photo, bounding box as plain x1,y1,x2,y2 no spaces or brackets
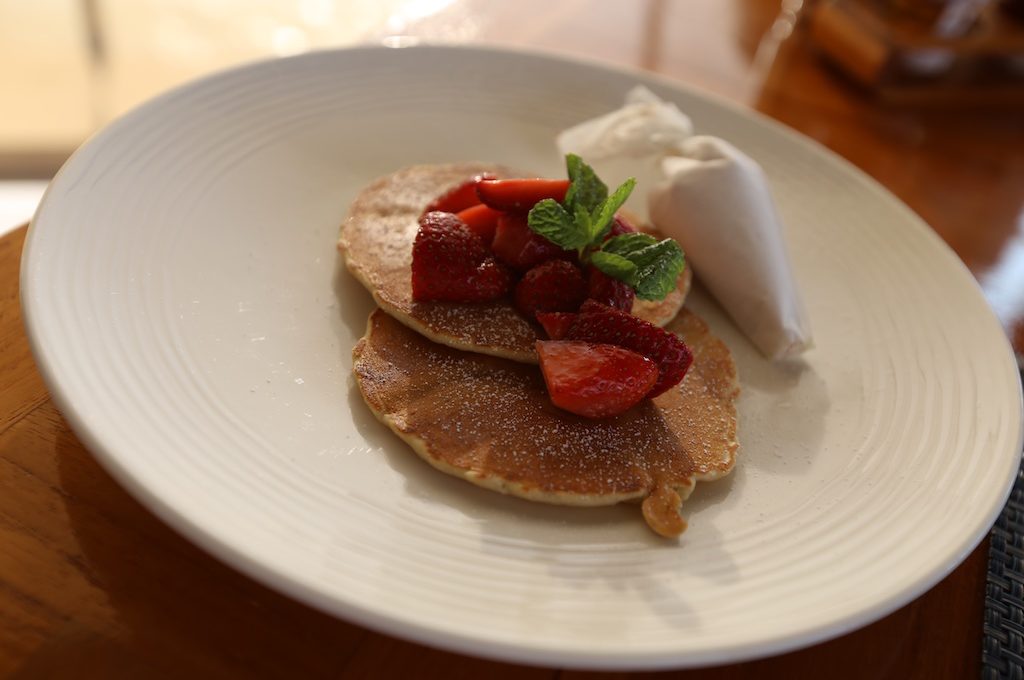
338,163,692,365
352,306,739,538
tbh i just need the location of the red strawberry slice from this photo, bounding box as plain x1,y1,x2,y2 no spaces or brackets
513,260,587,321
411,211,511,302
423,173,496,215
465,260,513,298
536,312,577,340
605,215,637,240
492,213,570,271
456,203,502,244
476,178,570,212
566,301,693,397
579,299,611,315
536,341,658,419
587,267,635,312
588,209,640,312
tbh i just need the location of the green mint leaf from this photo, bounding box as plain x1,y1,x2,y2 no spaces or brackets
563,154,582,208
563,154,607,214
573,204,592,243
601,232,659,258
590,251,637,283
634,241,692,301
527,198,590,250
589,177,636,242
602,234,685,300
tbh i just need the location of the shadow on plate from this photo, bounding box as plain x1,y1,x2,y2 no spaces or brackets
684,285,830,478
331,257,378,343
347,380,741,631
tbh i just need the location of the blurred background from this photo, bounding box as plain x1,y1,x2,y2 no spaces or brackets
1,0,1023,293
1,0,508,233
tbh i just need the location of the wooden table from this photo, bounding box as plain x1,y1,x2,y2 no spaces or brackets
2,1,1023,677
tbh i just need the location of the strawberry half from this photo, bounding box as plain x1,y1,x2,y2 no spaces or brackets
605,215,637,240
423,173,496,215
411,211,512,302
587,267,635,312
514,260,587,321
476,178,570,212
537,341,658,419
566,301,693,397
536,312,577,340
492,213,570,271
456,203,502,244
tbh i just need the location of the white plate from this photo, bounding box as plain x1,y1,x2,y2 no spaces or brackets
21,45,1023,669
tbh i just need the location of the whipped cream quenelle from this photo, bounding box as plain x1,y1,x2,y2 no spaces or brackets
557,87,812,359
556,86,692,225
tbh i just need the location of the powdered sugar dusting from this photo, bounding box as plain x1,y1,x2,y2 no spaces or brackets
354,309,738,500
340,163,540,360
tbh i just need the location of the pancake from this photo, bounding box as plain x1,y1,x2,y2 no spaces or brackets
338,163,692,364
352,306,739,537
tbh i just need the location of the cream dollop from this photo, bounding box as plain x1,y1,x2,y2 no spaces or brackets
555,86,692,224
557,87,812,359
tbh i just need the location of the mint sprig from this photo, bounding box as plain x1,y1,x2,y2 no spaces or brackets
592,177,635,242
564,153,607,213
600,233,686,301
526,154,684,302
528,198,589,250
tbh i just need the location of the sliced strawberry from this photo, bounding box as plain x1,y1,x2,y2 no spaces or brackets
467,260,513,298
423,173,496,215
492,213,570,271
513,260,587,321
476,178,570,212
566,301,693,397
456,203,502,244
587,267,635,312
579,298,611,315
605,215,637,240
536,312,578,340
411,211,511,302
537,341,658,419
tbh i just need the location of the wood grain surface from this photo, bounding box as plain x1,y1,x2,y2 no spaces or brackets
2,1,1022,678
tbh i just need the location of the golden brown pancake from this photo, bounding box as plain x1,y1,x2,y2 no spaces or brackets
352,307,739,537
338,163,691,364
